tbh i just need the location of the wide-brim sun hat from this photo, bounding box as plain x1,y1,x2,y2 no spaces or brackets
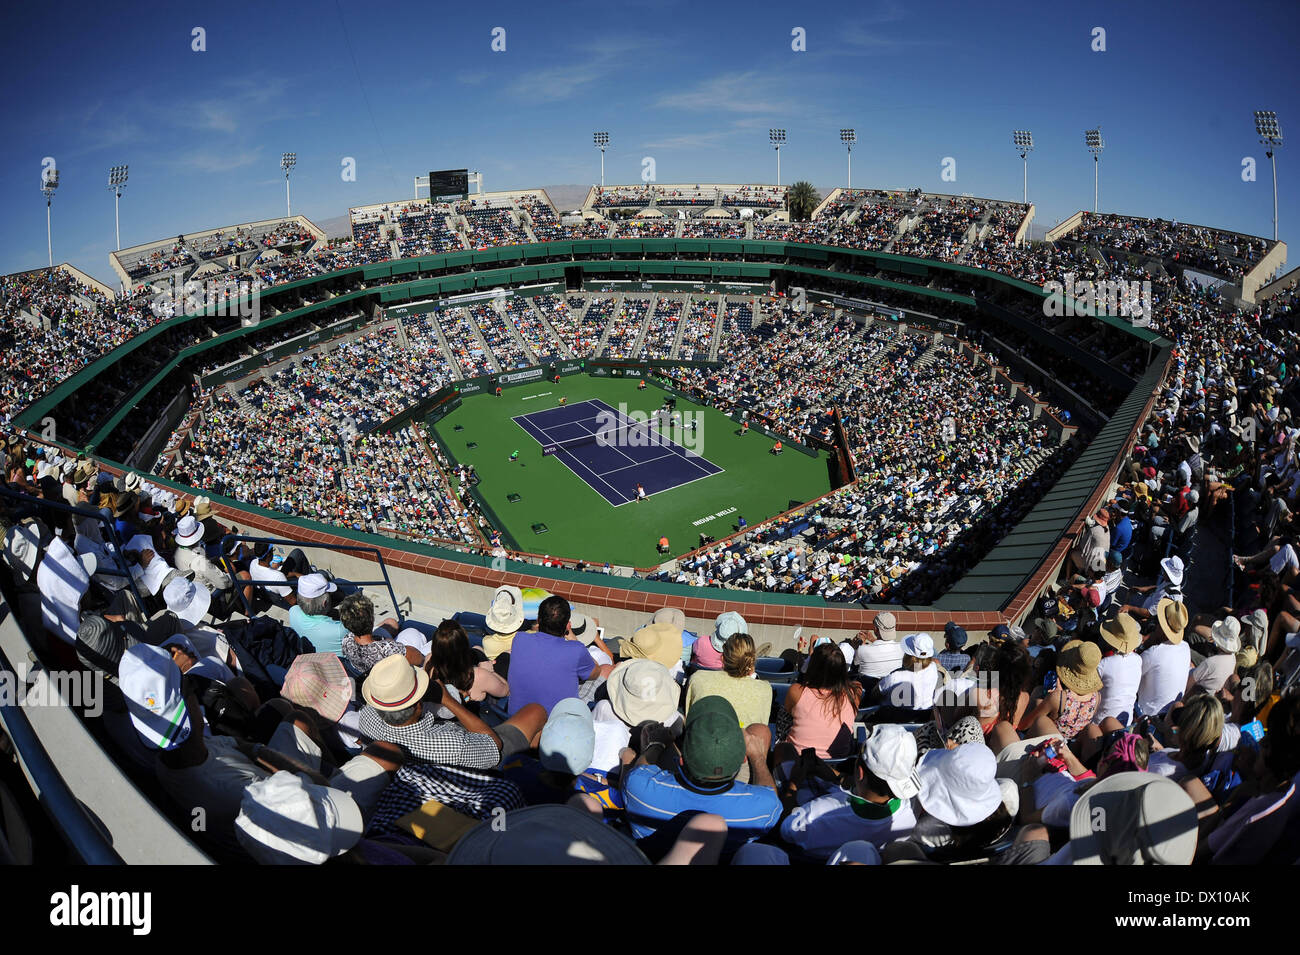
485,584,525,634
1160,556,1185,586
1100,613,1142,654
606,659,678,726
1056,639,1103,696
174,515,204,547
1156,598,1189,644
621,621,684,669
1210,616,1242,654
1068,772,1198,865
917,744,1001,828
448,805,649,865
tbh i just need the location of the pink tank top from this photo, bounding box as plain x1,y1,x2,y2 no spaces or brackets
787,687,857,758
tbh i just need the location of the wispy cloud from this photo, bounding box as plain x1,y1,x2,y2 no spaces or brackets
505,39,649,103
172,149,262,173
653,71,795,115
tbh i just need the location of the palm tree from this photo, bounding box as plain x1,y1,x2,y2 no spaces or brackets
786,181,821,222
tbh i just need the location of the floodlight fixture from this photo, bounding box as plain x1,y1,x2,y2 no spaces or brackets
1085,128,1104,212
841,128,856,187
108,165,129,251
1013,131,1034,204
593,132,609,187
41,168,59,267
1256,110,1283,241
770,128,786,187
281,152,297,217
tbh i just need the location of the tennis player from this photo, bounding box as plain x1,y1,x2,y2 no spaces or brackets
636,483,647,502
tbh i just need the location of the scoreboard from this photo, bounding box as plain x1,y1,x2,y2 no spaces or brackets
428,169,469,200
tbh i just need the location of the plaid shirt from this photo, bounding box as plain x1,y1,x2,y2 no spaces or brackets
358,705,500,769
938,651,971,673
366,761,525,834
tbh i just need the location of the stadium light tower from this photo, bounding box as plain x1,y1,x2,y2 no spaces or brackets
1085,128,1104,213
108,165,128,251
1256,110,1283,241
770,128,786,187
281,152,297,217
1013,131,1033,204
840,128,856,188
593,132,610,187
41,167,59,268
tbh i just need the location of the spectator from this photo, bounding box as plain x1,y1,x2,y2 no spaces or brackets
877,633,941,712
938,622,970,673
1095,612,1143,725
1138,599,1192,717
620,697,781,858
778,723,921,859
506,595,609,716
287,573,345,656
684,633,773,728
783,642,861,758
338,592,413,676
853,611,902,692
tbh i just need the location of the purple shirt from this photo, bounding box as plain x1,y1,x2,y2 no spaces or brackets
506,631,596,716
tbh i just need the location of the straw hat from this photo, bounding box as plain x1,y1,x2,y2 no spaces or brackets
620,621,684,669
1100,613,1142,654
1155,598,1188,644
193,495,215,520
361,656,429,712
1056,640,1103,696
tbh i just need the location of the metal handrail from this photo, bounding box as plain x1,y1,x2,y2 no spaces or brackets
220,534,401,620
0,609,123,865
0,483,149,614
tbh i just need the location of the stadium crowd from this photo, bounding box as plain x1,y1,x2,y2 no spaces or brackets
2,430,1297,865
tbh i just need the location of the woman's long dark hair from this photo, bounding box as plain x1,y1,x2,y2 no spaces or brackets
973,641,1032,724
427,620,476,695
801,642,859,720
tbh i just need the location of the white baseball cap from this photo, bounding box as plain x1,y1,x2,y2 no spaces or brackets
297,573,337,600
861,723,922,799
119,644,191,751
902,633,935,659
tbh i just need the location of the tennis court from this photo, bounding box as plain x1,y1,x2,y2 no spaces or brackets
512,399,723,506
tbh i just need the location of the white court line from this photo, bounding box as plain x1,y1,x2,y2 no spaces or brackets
512,403,632,504
514,397,723,506
606,465,727,508
598,450,682,478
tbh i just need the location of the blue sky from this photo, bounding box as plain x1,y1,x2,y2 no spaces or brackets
2,0,1296,286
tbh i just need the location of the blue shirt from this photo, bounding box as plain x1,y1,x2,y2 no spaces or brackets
505,631,595,716
1111,516,1133,555
622,763,782,854
288,606,348,657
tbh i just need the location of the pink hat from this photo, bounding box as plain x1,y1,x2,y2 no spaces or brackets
281,653,354,723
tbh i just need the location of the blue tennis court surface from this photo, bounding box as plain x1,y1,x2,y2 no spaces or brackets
513,399,724,506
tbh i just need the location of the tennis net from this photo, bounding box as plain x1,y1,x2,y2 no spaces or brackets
541,419,672,456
